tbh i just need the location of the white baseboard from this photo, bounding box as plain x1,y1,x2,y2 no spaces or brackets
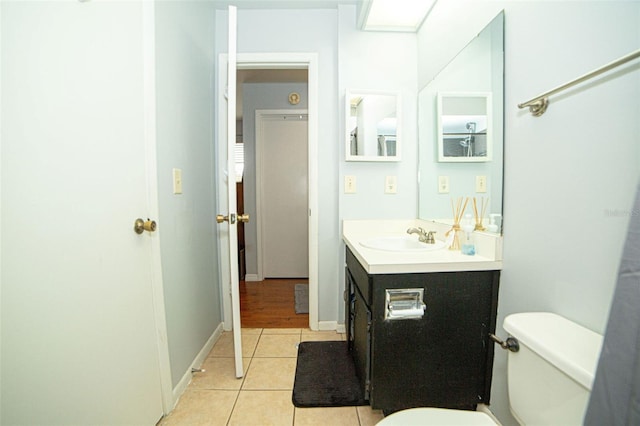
245,274,260,282
336,323,346,333
169,322,224,410
318,320,339,331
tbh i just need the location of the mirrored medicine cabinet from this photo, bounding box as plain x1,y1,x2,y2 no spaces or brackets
437,92,492,162
345,90,401,162
418,11,505,232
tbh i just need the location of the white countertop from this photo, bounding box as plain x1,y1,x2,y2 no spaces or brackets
343,219,503,274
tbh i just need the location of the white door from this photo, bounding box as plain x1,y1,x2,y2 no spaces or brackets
217,5,245,378
1,2,165,424
258,113,309,278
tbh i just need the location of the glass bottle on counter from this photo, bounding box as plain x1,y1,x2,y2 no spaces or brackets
461,213,476,256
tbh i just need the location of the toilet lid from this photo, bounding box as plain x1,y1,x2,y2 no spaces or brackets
376,407,497,426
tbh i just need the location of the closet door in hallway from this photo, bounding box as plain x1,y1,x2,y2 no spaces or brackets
257,113,308,278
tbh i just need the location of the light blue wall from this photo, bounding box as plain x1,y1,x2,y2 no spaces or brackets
242,82,309,277
338,5,418,221
155,1,222,388
419,2,640,424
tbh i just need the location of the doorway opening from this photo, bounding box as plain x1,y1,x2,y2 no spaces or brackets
218,52,319,332
236,68,310,328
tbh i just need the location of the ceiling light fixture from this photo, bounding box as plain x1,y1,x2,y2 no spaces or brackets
361,0,437,32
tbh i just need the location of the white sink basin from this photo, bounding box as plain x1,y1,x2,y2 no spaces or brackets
359,236,445,252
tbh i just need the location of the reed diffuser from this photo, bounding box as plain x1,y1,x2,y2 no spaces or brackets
472,197,489,231
446,197,469,251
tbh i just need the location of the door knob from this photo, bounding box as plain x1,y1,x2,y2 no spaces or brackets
134,218,157,234
216,214,233,224
217,213,249,224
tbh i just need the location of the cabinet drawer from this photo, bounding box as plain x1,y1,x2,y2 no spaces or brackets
346,248,372,306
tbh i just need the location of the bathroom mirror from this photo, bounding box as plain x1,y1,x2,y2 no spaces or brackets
418,12,504,231
346,90,401,162
438,92,492,162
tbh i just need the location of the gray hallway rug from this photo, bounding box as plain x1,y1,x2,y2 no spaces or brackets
294,283,309,314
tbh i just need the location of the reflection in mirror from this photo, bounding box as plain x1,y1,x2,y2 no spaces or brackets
346,91,401,162
418,11,504,233
438,92,492,162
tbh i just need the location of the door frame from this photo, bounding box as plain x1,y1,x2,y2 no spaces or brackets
255,109,309,281
143,1,173,414
216,52,319,330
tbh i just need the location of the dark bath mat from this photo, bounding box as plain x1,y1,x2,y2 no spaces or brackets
292,341,368,407
294,283,309,314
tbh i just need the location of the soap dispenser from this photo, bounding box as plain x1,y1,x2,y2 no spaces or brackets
461,213,476,256
488,214,501,233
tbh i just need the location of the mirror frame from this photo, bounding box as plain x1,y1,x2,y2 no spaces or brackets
345,89,402,162
437,92,493,162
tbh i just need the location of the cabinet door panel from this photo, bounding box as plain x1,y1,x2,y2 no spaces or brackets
352,285,371,400
346,249,372,306
370,271,498,411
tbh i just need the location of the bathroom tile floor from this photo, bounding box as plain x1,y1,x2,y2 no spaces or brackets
160,328,385,426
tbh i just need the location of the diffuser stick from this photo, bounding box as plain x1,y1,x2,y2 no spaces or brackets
448,197,469,250
473,197,489,231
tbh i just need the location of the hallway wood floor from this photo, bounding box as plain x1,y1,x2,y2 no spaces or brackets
240,279,309,328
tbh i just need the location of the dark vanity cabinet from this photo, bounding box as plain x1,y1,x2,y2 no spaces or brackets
345,247,500,413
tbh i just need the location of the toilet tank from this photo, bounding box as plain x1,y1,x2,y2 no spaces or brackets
504,312,603,425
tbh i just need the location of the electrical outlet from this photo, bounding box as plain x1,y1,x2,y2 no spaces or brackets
173,168,183,194
438,176,450,193
476,175,487,193
385,176,397,194
344,175,356,194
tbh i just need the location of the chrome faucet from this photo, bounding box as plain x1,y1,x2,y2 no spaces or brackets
406,227,436,244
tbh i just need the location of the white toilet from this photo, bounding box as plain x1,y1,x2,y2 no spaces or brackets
377,312,603,425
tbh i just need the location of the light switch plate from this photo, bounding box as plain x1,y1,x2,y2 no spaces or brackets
476,175,487,193
173,168,183,194
385,176,397,194
438,176,450,193
344,175,356,194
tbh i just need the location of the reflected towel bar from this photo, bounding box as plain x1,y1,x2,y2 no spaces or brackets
518,49,640,116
